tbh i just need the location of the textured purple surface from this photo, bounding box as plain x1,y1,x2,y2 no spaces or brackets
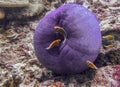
34,4,101,74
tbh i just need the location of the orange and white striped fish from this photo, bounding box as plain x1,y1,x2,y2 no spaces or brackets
86,60,98,70
46,39,61,50
104,45,114,49
103,35,114,40
54,26,67,43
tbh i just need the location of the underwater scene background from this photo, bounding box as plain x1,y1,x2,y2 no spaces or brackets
0,0,120,87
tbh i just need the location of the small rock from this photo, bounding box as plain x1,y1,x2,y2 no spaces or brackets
99,0,118,6
93,0,98,3
76,0,84,4
66,0,76,3
5,0,45,19
4,29,18,40
26,65,39,72
0,0,29,7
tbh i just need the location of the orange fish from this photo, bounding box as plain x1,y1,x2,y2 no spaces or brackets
54,26,67,43
104,45,114,49
0,10,5,19
46,39,61,50
103,35,114,40
86,60,98,70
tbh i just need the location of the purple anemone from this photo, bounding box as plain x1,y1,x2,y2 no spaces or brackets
34,4,101,74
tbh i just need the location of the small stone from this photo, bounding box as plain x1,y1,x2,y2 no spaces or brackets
99,0,118,6
0,0,29,7
26,65,39,72
0,34,8,45
66,0,76,3
4,29,18,40
109,7,120,10
93,0,98,3
28,58,38,65
4,0,45,19
76,0,84,4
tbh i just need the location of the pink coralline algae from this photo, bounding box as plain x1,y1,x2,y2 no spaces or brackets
92,65,120,87
34,4,101,74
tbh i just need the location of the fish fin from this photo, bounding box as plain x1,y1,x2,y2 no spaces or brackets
46,47,50,50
